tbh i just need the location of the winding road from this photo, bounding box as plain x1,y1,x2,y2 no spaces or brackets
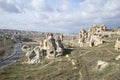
0,43,25,68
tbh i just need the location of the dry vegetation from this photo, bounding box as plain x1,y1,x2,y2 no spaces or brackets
0,38,14,61
0,34,120,80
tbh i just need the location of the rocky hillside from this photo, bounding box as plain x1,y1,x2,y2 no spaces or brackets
0,33,120,80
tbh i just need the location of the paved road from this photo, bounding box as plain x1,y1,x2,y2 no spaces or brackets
0,43,24,68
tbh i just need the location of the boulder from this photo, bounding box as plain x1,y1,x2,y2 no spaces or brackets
115,55,120,60
96,60,109,71
21,45,31,52
115,39,120,50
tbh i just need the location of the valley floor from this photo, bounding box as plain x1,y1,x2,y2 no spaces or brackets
0,34,120,80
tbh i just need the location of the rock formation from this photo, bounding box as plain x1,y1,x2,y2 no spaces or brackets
43,33,65,58
96,60,109,71
21,45,31,52
39,39,44,48
60,34,64,41
46,33,57,58
115,39,120,50
78,24,106,47
55,36,64,57
24,46,44,64
115,55,120,60
23,33,65,64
